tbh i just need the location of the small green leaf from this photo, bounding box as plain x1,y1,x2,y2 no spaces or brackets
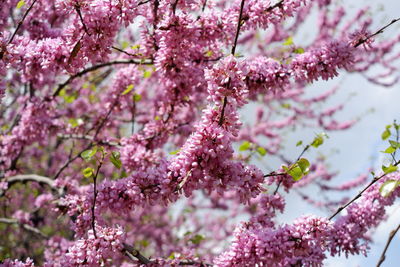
256,147,267,156
143,70,152,78
382,164,398,174
239,141,252,151
81,146,98,162
293,47,305,54
16,0,25,9
284,158,310,181
296,140,303,147
190,234,205,245
122,84,134,95
205,50,213,57
382,146,396,154
382,129,391,140
311,133,328,148
389,140,400,149
168,252,175,260
121,41,129,49
286,165,303,181
283,36,294,46
281,103,291,109
297,158,310,174
110,151,122,169
64,94,77,104
154,115,161,121
169,149,180,155
379,180,400,197
131,44,140,50
133,93,142,102
82,167,94,178
138,239,150,248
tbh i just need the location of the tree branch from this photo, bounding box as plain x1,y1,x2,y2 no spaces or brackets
0,217,48,239
1,174,62,197
218,0,246,126
377,222,400,267
123,243,152,265
354,17,400,48
8,0,38,45
57,133,120,147
329,160,400,220
53,59,153,97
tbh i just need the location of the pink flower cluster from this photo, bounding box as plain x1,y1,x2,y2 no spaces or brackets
64,226,125,266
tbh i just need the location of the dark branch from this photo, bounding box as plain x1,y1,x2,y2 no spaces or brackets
328,160,400,220
0,217,48,239
53,59,153,97
377,222,400,267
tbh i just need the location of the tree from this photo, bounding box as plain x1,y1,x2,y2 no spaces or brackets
1,0,400,266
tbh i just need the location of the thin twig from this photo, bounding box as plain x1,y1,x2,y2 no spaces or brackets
53,59,153,97
272,144,311,194
377,222,400,267
1,174,62,197
53,144,92,180
218,0,246,126
0,217,48,239
123,243,152,265
57,133,120,147
329,160,400,220
7,0,38,45
91,152,105,238
354,17,400,48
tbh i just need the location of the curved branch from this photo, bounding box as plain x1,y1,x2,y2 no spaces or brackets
53,59,153,97
123,243,152,265
377,222,400,267
329,160,400,220
0,217,48,239
1,174,63,197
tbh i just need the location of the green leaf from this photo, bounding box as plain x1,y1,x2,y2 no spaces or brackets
133,93,142,102
131,44,140,50
16,0,25,9
81,146,98,162
168,252,176,260
286,164,303,181
82,167,94,178
154,115,161,121
379,180,400,197
297,158,310,174
256,147,267,156
285,158,310,181
138,239,150,248
382,129,391,140
283,36,294,46
205,50,213,57
121,41,129,49
122,84,134,95
389,140,400,149
382,146,396,154
382,164,398,174
296,140,303,147
110,151,122,169
143,70,152,78
239,141,252,151
169,149,180,155
293,47,305,54
190,234,205,245
311,133,328,148
281,103,291,109
64,94,77,104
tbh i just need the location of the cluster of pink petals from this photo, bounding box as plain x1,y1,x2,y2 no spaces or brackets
215,173,400,266
64,226,125,266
